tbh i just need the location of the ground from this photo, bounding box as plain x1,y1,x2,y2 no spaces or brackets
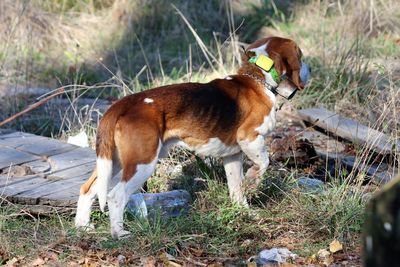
1,0,400,266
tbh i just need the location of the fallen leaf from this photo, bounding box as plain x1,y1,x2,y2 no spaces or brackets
159,252,182,267
32,257,46,266
329,239,343,253
317,249,333,266
317,249,330,258
189,247,204,257
140,256,156,267
5,257,19,267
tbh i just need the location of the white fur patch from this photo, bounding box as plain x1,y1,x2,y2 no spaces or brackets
249,42,269,56
96,157,113,212
255,108,276,136
239,135,270,175
177,137,240,157
225,76,233,80
75,188,97,229
144,98,154,103
223,153,247,206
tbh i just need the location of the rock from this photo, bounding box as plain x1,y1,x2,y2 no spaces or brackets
117,254,126,264
248,247,298,265
296,177,324,193
341,156,396,183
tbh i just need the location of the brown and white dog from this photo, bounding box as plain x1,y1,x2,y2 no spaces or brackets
75,36,310,238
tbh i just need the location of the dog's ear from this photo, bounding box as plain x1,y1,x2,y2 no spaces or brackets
270,40,304,90
286,44,304,90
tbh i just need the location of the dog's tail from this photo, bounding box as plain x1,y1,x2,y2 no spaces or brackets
95,100,128,212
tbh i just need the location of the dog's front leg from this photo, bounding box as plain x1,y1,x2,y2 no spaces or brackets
239,135,269,188
223,153,248,206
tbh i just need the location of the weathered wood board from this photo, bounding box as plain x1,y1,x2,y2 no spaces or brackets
0,131,96,213
298,108,400,155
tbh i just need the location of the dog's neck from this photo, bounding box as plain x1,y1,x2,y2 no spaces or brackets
237,62,277,93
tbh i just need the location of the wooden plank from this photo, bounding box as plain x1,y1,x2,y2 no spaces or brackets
48,160,95,179
15,204,76,215
23,159,51,173
38,172,121,207
0,131,78,156
0,147,39,169
297,108,400,154
38,188,79,206
16,173,89,201
0,176,48,204
0,174,42,188
20,168,121,206
0,163,90,204
47,147,95,171
0,132,98,207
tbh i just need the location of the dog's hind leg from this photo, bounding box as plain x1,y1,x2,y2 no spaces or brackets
108,119,161,238
75,169,98,229
107,156,159,238
75,158,121,230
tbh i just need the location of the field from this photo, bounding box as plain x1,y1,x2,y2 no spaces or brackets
1,0,399,265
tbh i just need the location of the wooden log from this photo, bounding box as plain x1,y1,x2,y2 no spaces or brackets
297,108,400,154
301,130,346,160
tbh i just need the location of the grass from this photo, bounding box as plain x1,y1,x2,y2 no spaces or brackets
1,0,399,265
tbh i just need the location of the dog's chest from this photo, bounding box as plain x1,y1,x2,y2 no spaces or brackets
255,108,276,136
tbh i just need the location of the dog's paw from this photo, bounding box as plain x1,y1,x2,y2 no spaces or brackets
244,166,263,191
245,165,260,180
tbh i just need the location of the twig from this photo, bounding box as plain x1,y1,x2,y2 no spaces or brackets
0,87,65,127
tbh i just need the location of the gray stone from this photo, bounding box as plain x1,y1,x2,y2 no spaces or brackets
296,177,324,193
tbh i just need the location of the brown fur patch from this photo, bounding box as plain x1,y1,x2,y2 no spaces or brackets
80,169,97,195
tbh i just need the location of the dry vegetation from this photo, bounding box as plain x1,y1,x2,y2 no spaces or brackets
0,0,400,265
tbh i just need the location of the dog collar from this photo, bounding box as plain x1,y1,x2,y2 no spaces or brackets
248,55,280,83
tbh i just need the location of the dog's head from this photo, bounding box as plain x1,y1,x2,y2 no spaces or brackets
243,37,310,98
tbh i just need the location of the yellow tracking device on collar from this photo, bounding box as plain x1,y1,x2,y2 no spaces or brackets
248,55,280,83
249,55,274,71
